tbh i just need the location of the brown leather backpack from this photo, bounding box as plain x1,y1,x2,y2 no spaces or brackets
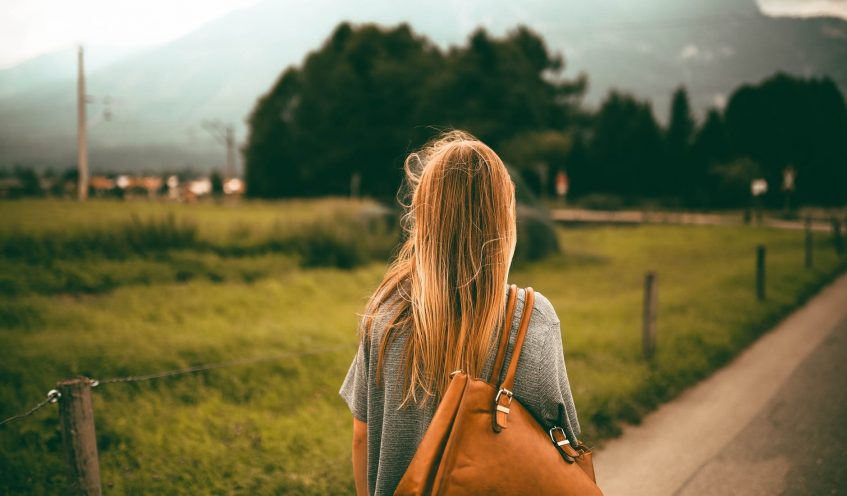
395,285,603,495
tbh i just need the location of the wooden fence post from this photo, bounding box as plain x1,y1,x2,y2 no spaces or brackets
833,217,844,257
805,217,813,269
756,245,766,301
57,377,101,496
642,271,658,359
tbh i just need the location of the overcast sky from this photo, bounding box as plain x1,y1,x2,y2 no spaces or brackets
0,0,845,69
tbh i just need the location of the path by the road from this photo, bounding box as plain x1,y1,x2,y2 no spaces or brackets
549,208,842,232
594,272,847,496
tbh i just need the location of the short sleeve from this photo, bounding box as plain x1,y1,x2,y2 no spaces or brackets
339,338,369,422
535,320,582,442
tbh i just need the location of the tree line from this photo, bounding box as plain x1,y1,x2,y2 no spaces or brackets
241,22,847,208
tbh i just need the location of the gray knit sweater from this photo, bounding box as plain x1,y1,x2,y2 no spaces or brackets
339,285,582,496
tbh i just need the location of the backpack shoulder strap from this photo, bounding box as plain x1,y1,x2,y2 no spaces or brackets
493,286,534,432
488,284,518,384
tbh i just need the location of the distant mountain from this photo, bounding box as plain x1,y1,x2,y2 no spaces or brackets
0,45,139,100
0,0,844,172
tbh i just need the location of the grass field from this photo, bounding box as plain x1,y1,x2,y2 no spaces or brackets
0,199,844,495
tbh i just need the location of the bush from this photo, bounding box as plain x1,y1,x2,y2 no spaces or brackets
514,204,560,264
269,207,398,269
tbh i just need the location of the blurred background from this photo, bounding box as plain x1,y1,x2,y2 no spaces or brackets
0,0,845,494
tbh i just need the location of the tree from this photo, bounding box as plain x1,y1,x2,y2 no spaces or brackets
418,27,585,149
14,166,42,197
664,86,696,201
708,156,762,208
691,108,730,207
724,72,847,206
210,170,224,197
244,23,585,199
586,91,665,199
564,132,591,198
499,130,572,197
693,109,730,164
244,23,442,199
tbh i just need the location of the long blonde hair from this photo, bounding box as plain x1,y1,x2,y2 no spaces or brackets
361,130,518,407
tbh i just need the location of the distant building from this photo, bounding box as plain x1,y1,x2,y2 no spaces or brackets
166,175,180,200
181,177,212,202
0,177,22,198
115,175,163,199
90,176,116,197
224,177,244,196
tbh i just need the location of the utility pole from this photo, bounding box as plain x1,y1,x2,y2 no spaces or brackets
203,120,236,184
226,126,235,183
77,46,89,201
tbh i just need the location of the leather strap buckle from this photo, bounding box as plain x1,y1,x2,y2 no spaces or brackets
494,388,513,414
495,388,513,404
492,388,514,432
548,426,569,447
549,426,576,463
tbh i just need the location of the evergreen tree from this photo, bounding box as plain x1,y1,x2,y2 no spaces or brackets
693,109,730,164
692,108,730,206
724,72,847,206
587,91,664,198
210,171,224,197
664,86,696,201
565,132,590,198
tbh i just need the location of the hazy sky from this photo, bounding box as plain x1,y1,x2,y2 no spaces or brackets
0,0,845,69
0,0,260,68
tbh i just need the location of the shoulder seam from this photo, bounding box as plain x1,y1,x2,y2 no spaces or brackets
529,290,560,326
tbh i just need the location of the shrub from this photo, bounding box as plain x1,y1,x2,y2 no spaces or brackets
514,204,560,264
270,207,398,269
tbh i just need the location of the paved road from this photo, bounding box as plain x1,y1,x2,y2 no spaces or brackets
594,272,847,496
675,317,847,495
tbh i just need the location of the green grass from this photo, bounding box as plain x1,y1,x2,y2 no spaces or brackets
0,198,375,241
0,198,397,296
0,199,844,495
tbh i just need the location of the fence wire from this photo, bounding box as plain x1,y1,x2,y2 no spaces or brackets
0,342,356,428
0,389,60,427
94,343,355,385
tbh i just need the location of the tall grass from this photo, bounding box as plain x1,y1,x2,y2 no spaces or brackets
0,200,845,494
0,199,399,296
1,214,199,261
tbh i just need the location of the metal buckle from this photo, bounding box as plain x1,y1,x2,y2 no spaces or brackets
494,388,513,414
494,388,513,405
573,440,591,455
549,426,576,463
548,426,570,447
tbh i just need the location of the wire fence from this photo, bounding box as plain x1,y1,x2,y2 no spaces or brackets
0,389,61,427
2,220,844,493
0,342,356,427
